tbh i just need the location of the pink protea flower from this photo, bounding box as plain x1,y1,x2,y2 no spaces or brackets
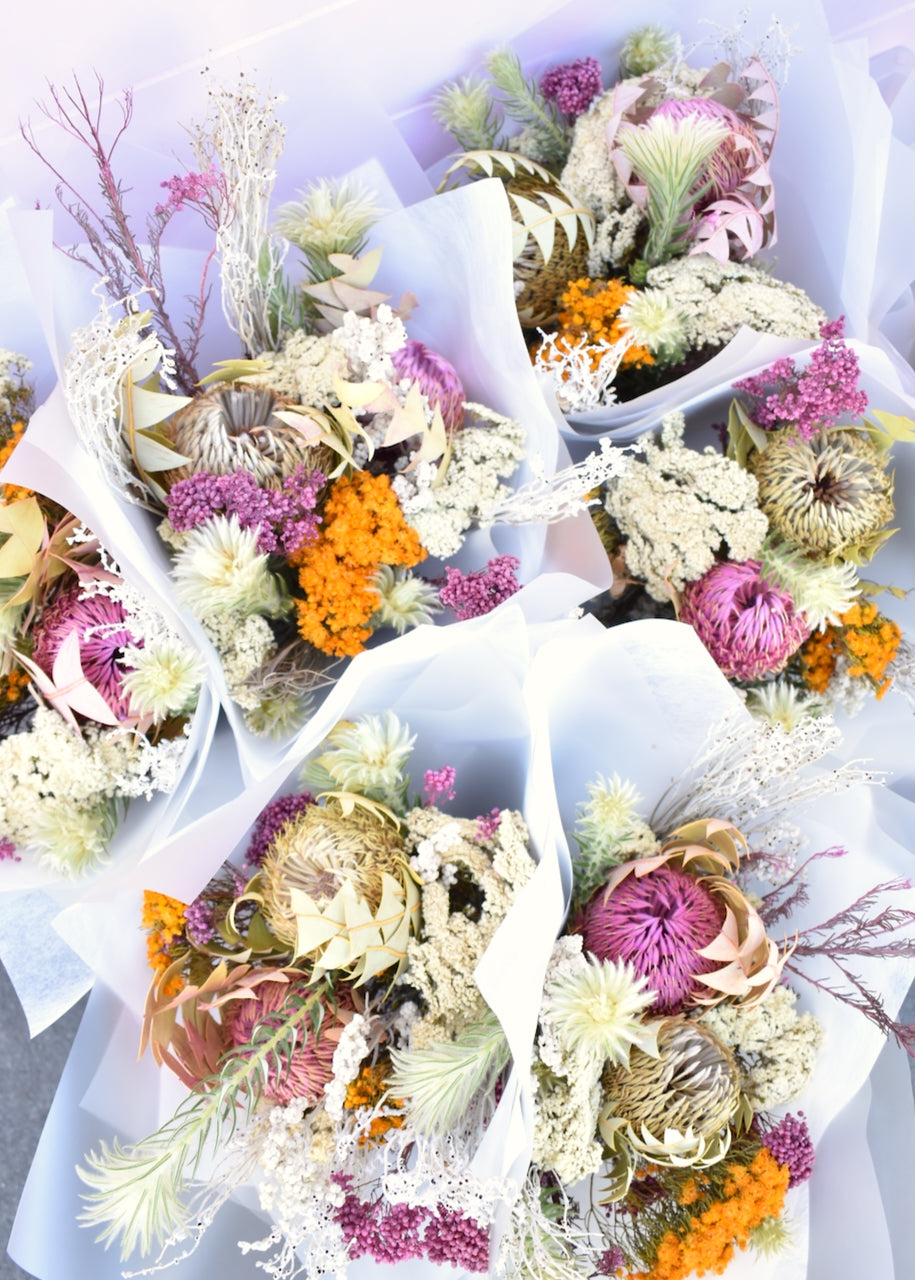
579,862,725,1013
653,98,765,201
390,339,466,434
680,559,810,682
32,584,137,719
223,977,352,1105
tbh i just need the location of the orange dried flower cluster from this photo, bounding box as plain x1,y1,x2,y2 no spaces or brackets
634,1149,789,1280
142,889,188,994
801,600,901,699
292,471,425,658
0,422,34,503
542,277,655,374
0,666,30,704
343,1061,404,1146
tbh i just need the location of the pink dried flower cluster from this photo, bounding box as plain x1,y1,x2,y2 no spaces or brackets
423,765,457,805
166,466,324,556
761,1111,815,1187
0,837,20,863
680,559,810,682
439,554,521,621
475,808,502,841
734,317,868,440
391,339,466,434
155,163,225,218
541,57,603,117
333,1177,488,1271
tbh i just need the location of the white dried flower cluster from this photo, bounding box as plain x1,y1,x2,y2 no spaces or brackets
338,304,409,384
604,412,768,600
245,328,346,404
700,985,823,1108
400,808,535,1047
202,612,276,710
821,653,874,719
643,255,826,349
886,636,915,711
0,705,187,876
323,1013,371,1122
745,680,829,732
65,296,179,505
393,409,525,557
0,348,31,418
533,329,629,413
653,706,877,878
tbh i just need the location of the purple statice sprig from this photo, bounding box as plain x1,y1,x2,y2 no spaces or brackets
540,57,603,118
760,1111,815,1188
439,555,521,622
20,76,228,395
333,1176,488,1271
423,766,457,806
733,317,868,441
166,466,325,557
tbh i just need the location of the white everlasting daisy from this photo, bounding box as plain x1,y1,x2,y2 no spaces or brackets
121,638,204,722
172,514,287,618
370,565,442,635
303,711,416,804
544,955,658,1068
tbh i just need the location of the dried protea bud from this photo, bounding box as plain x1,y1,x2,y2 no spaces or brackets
259,799,420,983
752,428,894,559
162,384,331,487
391,339,466,434
600,1016,741,1166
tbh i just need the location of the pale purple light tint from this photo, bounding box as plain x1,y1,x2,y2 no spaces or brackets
166,466,324,556
244,792,315,868
734,317,868,439
32,585,137,719
390,339,466,434
680,559,810,682
761,1111,815,1187
439,554,521,621
423,765,457,805
579,863,725,1013
541,57,603,117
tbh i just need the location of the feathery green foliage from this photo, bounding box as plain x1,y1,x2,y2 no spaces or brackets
432,75,503,152
484,48,569,167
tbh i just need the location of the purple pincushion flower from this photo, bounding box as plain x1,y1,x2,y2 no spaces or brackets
390,339,466,434
680,559,810,682
761,1111,816,1187
579,863,725,1013
32,585,138,720
541,57,603,118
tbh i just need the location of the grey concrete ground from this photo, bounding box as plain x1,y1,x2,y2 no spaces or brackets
0,963,86,1280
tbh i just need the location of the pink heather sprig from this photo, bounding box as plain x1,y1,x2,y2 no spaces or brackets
244,792,315,869
439,555,521,622
595,1246,628,1275
155,163,225,219
475,808,501,841
760,1112,815,1188
166,466,324,556
0,837,20,863
734,318,868,440
541,57,603,118
423,765,457,806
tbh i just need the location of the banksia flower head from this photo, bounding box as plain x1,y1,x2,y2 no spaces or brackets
752,428,895,560
579,820,788,1013
680,559,810,682
390,339,466,434
258,798,420,984
33,585,136,720
600,1016,741,1167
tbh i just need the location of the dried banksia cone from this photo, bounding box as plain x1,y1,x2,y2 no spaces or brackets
162,384,332,487
440,151,595,327
259,799,420,984
600,1016,740,1167
752,428,894,560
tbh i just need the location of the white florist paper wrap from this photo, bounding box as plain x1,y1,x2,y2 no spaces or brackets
10,602,574,1280
0,480,224,1037
525,616,915,1280
7,171,610,783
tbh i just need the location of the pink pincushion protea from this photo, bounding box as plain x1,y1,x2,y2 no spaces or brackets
579,862,725,1014
32,584,137,720
680,559,809,682
391,339,466,434
223,977,352,1105
653,98,765,202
